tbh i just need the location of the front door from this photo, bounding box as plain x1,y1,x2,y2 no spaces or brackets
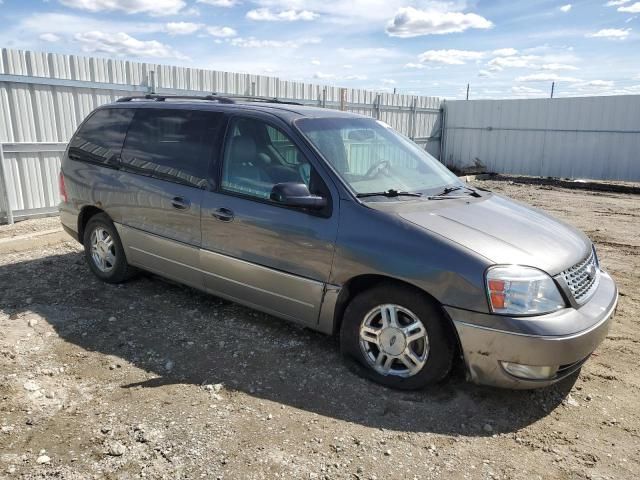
117,107,225,289
200,115,339,326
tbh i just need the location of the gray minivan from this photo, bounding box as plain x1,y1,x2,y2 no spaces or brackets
59,95,618,390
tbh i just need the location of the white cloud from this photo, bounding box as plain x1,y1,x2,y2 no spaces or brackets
313,72,337,80
39,33,61,42
560,4,572,12
345,74,367,81
246,8,318,21
539,63,578,70
311,59,320,65
418,49,485,65
74,31,186,59
478,69,493,77
605,0,630,6
619,2,640,12
59,0,186,16
580,80,615,87
516,73,581,82
488,55,540,70
382,78,396,85
587,28,631,39
19,13,164,37
493,48,518,56
512,85,545,96
196,0,237,6
404,62,426,69
386,6,493,37
230,37,320,48
206,26,237,37
165,22,202,35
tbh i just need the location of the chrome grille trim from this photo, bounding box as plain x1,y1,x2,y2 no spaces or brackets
560,250,600,304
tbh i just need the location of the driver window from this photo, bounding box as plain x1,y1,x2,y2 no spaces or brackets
221,117,316,200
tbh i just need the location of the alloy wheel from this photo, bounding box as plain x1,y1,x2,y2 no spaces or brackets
359,304,429,378
90,227,116,273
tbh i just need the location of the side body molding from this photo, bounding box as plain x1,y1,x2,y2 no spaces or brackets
115,223,333,329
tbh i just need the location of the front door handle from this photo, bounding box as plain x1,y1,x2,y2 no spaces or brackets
211,207,234,222
171,196,190,210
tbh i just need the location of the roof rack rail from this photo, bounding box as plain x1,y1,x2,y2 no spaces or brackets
224,95,303,106
116,94,235,103
116,93,302,106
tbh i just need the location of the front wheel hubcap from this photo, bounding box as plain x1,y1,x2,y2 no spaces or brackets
359,304,429,378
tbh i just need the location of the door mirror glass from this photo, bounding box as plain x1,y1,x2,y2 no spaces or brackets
270,182,327,210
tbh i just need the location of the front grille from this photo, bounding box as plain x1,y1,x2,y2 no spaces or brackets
560,250,600,304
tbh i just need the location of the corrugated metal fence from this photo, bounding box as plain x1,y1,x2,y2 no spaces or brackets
0,47,443,224
442,96,640,181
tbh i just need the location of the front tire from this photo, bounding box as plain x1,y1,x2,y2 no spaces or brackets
340,284,455,390
83,213,135,283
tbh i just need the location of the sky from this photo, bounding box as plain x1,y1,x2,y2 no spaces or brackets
0,0,639,99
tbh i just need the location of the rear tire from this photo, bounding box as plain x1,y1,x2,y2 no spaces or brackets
340,284,454,390
83,213,135,284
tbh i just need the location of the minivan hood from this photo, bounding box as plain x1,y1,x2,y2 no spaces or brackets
385,194,591,275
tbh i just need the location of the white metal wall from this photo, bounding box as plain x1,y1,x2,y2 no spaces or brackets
0,48,443,223
443,96,640,181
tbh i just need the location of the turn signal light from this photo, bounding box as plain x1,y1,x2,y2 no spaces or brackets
488,279,506,310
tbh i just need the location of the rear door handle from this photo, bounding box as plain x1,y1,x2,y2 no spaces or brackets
211,207,234,222
171,196,190,210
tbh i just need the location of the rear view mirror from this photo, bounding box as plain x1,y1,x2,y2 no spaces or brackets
347,129,375,141
270,182,327,210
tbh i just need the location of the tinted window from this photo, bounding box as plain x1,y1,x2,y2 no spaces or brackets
68,108,134,167
121,109,223,188
221,117,321,200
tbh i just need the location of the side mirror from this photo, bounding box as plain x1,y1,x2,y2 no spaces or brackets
270,182,327,210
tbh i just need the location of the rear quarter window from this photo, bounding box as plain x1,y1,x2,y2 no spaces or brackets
68,108,134,167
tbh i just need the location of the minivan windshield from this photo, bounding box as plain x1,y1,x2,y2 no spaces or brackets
296,117,460,197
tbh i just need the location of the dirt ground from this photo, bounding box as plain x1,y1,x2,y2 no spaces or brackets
1,180,639,480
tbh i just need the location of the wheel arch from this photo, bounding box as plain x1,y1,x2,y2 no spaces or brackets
77,205,106,242
332,274,463,358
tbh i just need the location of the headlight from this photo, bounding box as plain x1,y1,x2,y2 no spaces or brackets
486,266,566,315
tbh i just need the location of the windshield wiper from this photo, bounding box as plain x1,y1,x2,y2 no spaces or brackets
356,189,422,199
428,185,481,199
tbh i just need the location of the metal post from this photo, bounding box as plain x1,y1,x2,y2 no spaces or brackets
339,88,347,111
147,70,156,94
322,87,327,108
439,100,447,164
466,83,470,100
251,81,256,96
374,93,381,119
550,81,555,99
0,143,14,225
410,96,417,140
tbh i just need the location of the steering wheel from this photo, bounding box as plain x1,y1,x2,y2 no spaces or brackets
364,160,392,179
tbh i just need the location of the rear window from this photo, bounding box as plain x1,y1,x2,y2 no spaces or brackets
68,108,134,167
121,109,224,188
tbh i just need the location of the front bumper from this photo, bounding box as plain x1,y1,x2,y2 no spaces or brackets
446,271,618,389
